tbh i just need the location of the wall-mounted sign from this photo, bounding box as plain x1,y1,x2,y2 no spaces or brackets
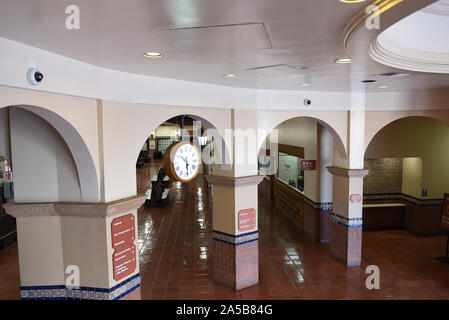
301,160,316,171
111,214,137,281
238,208,256,232
350,194,362,203
149,139,156,150
440,193,449,231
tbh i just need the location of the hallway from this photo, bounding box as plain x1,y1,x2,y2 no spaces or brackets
136,162,449,300
1,161,449,300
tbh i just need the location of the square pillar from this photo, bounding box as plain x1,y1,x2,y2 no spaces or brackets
327,167,368,267
206,175,263,291
4,195,145,300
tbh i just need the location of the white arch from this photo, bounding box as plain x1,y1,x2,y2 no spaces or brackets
364,110,449,152
257,110,348,160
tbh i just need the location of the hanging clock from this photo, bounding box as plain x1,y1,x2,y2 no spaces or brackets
163,141,202,183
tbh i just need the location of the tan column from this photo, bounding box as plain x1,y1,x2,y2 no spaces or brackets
327,167,368,266
206,175,263,291
4,195,145,300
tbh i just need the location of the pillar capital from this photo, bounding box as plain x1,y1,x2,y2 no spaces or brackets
326,166,369,178
4,195,146,218
205,174,264,187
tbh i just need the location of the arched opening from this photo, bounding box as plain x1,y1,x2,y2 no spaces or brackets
362,116,449,291
255,116,347,289
132,114,231,299
0,104,99,299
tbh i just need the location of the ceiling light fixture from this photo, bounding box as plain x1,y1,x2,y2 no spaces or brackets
143,52,164,58
299,83,311,87
378,85,389,89
335,58,354,64
223,74,238,78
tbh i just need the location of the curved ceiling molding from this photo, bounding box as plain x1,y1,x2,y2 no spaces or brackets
370,38,449,73
340,0,405,56
370,1,449,74
422,0,449,15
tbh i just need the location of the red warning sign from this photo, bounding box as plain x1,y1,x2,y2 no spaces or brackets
238,208,256,232
111,214,136,281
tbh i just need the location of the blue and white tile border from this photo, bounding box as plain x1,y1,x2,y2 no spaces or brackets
213,230,258,246
303,197,333,211
20,273,141,300
332,213,362,228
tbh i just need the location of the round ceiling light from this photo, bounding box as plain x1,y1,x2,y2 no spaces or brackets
143,52,164,58
335,58,354,64
223,74,238,78
378,85,389,89
299,83,311,87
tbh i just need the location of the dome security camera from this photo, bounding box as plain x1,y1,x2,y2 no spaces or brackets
304,99,312,107
27,68,44,86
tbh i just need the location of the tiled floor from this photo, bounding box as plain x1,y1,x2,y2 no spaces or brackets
1,161,449,300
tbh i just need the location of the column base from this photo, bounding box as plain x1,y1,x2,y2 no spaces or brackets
330,214,362,267
20,273,141,300
212,230,259,291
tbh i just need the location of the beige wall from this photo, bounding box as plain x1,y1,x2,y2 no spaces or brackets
366,117,449,199
402,157,423,198
0,107,11,163
10,108,81,202
274,117,319,202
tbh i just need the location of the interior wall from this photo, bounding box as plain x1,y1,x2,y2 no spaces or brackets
275,117,318,202
9,108,81,202
365,117,449,199
0,107,11,163
402,157,423,198
363,158,403,195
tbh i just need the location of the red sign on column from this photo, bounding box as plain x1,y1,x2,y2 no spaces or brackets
440,193,449,230
238,208,256,232
111,214,137,281
350,194,363,203
301,160,316,171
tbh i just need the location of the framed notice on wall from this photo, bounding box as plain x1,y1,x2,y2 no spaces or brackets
440,193,449,231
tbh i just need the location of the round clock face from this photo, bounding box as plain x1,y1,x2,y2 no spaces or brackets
171,142,201,182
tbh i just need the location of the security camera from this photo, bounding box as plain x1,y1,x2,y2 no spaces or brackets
304,99,312,106
27,68,44,86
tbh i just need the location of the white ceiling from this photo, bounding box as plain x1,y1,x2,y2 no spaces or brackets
0,0,448,92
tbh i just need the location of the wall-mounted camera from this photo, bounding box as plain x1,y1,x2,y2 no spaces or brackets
304,99,312,107
27,68,44,86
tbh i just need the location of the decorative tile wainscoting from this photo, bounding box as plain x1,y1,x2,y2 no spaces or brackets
267,177,332,242
20,273,141,300
273,178,304,226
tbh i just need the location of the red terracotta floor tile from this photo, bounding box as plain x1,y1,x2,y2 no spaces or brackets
2,160,449,301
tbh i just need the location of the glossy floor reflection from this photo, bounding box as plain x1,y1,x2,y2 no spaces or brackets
1,161,449,300
136,162,449,300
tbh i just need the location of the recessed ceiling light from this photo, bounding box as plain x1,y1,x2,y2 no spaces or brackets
335,58,354,64
339,0,366,3
378,85,389,89
223,74,238,78
143,52,164,58
299,83,311,87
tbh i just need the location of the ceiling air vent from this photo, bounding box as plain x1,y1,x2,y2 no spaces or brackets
378,72,411,78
